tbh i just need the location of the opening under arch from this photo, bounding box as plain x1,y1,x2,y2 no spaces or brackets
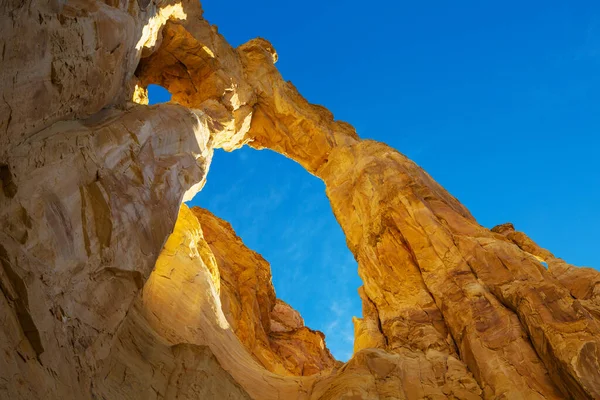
147,84,172,105
187,146,361,361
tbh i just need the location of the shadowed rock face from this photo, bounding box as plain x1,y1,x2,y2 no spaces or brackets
1,0,599,399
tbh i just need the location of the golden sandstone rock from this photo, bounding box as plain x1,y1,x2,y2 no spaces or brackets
1,0,599,399
193,207,337,377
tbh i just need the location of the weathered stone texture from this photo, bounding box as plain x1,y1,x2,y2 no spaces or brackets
1,0,599,399
193,207,337,377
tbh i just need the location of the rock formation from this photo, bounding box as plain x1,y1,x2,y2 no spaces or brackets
1,0,599,399
193,207,338,377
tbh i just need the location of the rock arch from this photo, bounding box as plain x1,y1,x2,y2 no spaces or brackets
132,6,600,398
1,0,599,399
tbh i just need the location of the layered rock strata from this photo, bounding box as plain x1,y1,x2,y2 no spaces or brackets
1,0,599,399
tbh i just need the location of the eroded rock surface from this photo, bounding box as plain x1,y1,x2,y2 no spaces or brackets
1,0,599,399
193,207,338,377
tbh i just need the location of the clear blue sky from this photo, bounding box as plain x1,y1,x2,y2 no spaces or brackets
148,0,600,361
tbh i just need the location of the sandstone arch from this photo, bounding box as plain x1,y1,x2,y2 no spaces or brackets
1,0,599,399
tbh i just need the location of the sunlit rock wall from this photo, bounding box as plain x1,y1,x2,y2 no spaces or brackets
1,0,599,399
193,207,338,377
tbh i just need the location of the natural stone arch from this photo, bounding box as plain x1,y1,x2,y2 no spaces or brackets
1,0,599,399
132,4,600,398
127,3,598,397
190,145,361,363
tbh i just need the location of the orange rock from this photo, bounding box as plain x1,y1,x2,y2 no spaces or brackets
193,207,337,377
493,222,600,320
271,299,304,333
1,0,599,398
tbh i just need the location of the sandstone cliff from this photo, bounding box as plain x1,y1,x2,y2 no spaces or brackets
193,207,338,377
1,0,599,399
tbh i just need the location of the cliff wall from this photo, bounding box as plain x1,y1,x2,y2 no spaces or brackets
1,0,599,398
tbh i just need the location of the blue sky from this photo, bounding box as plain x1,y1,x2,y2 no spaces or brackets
148,0,600,361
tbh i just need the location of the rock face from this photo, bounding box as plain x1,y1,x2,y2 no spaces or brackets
193,207,338,376
492,223,600,322
1,0,599,399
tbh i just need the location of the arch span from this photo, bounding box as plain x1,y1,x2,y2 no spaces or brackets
1,0,599,399
190,146,362,362
130,3,600,398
